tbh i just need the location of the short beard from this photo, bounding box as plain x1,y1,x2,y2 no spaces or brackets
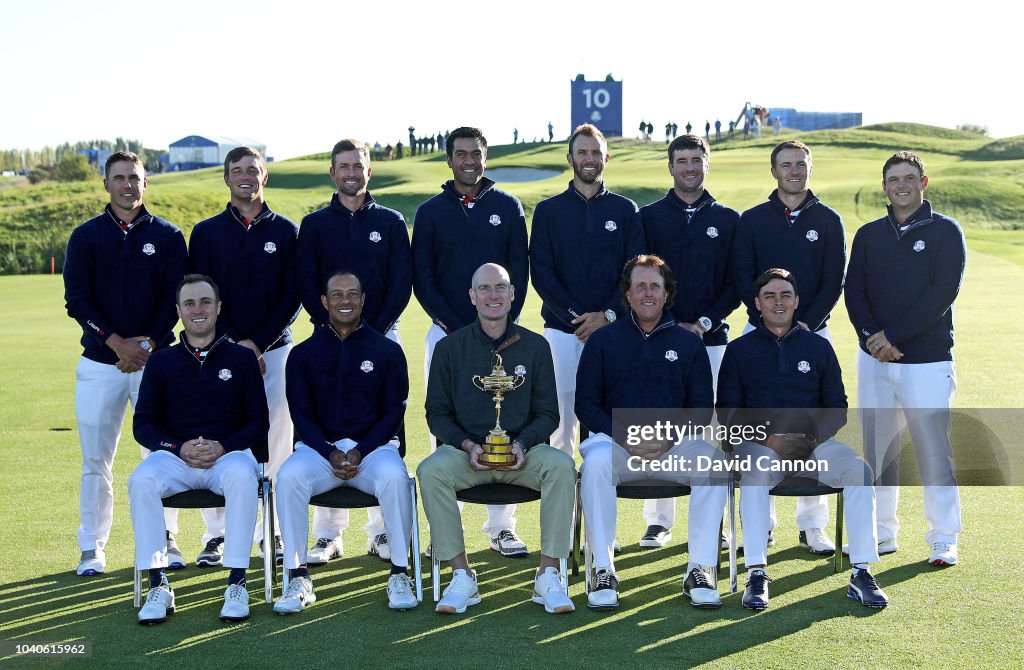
572,161,603,184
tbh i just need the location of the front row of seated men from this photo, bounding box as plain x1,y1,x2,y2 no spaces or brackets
129,259,886,625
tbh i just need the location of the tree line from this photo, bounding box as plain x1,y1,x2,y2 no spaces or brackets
1,138,163,183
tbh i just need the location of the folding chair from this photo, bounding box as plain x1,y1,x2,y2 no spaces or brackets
726,477,844,593
133,439,275,606
283,426,422,602
431,483,575,602
769,478,843,573
573,479,730,595
303,478,423,602
572,426,733,595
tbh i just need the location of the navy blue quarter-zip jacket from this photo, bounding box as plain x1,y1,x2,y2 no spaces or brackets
717,321,847,442
64,204,187,363
845,201,965,364
297,192,412,333
411,178,528,333
133,333,269,456
530,182,644,333
286,323,408,460
576,311,713,438
734,190,846,331
641,189,741,346
189,203,300,353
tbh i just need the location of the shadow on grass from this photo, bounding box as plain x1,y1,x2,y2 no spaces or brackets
601,556,935,663
0,553,430,666
0,544,935,668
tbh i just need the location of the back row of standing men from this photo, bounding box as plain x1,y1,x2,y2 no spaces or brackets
63,124,964,614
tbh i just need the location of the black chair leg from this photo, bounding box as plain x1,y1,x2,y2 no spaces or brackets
572,477,581,575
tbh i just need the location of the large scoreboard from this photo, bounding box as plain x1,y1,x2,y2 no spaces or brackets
570,77,622,137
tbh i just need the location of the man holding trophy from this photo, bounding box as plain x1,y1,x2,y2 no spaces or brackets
417,263,577,615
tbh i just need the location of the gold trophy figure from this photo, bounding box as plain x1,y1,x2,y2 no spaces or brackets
472,353,527,466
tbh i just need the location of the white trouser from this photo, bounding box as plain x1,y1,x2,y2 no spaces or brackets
857,350,961,546
75,357,177,551
128,449,258,570
311,328,402,541
736,438,879,567
423,323,514,536
706,343,726,396
544,328,586,457
277,441,412,570
202,344,294,544
581,433,728,570
735,324,834,531
644,343,727,529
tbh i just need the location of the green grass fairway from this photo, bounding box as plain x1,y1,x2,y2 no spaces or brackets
2,124,1024,668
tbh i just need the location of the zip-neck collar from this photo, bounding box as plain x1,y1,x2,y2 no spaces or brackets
668,187,714,211
753,317,802,343
226,202,272,227
443,177,495,206
471,318,520,352
325,320,365,342
176,332,231,364
768,189,819,220
886,200,934,238
105,203,152,231
329,191,377,216
667,188,715,222
567,180,608,203
629,310,677,339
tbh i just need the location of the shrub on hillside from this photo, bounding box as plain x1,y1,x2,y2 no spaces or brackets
56,154,95,182
956,123,989,136
27,166,51,184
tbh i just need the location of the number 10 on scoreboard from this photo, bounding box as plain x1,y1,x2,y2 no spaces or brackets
570,78,623,137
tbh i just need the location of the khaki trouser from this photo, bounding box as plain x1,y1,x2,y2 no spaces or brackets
417,444,576,562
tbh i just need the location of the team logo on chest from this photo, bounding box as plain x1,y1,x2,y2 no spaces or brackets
805,230,819,242
706,226,719,239
360,360,374,373
514,364,526,376
218,368,233,381
797,361,811,373
665,350,678,362
369,231,382,243
489,214,502,226
604,220,617,232
913,240,926,252
142,243,156,255
264,241,277,254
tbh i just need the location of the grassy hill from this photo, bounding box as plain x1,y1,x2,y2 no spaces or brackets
2,123,1023,275
2,122,1024,667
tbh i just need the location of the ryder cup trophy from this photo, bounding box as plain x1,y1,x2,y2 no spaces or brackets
472,353,526,466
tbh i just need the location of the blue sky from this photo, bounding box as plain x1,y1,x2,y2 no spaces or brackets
3,0,1013,159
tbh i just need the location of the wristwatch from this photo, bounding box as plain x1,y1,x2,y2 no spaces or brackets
139,340,152,351
604,309,617,323
698,316,713,331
